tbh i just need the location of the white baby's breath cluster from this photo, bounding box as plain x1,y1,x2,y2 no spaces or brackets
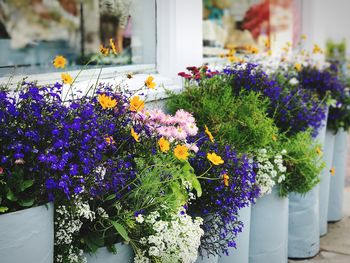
134,208,204,263
255,149,287,196
55,199,95,263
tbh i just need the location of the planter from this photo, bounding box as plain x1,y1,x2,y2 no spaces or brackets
0,203,54,263
195,252,219,263
288,115,327,259
84,243,134,263
249,187,288,263
319,128,336,236
328,128,348,222
218,205,251,263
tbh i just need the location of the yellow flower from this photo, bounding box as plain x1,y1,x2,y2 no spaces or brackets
223,173,229,187
316,147,323,156
98,94,117,109
267,50,272,56
174,144,189,161
61,73,73,85
53,55,66,69
207,152,224,165
158,137,170,152
109,38,118,55
264,38,270,48
246,45,259,54
100,44,110,56
286,41,292,47
294,63,302,72
131,128,140,142
204,125,214,143
301,34,307,40
129,96,145,112
145,75,156,89
330,167,335,176
105,136,115,145
272,135,277,141
313,44,322,54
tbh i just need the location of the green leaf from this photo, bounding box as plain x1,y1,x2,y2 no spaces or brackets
110,221,130,242
18,198,35,207
20,179,34,192
6,189,18,202
190,176,202,197
0,206,8,213
105,194,116,201
84,233,105,253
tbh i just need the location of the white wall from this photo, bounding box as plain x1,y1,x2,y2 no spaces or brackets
302,0,350,55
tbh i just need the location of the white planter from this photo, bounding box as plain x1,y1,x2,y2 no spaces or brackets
195,252,219,263
249,187,288,263
218,205,251,263
0,203,54,263
84,243,134,263
288,113,327,259
319,128,336,236
328,128,348,222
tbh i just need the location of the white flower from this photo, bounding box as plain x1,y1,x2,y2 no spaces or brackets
289,77,299,86
136,214,144,223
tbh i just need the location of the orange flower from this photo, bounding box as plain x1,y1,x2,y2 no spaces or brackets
105,136,115,145
61,73,73,85
110,38,118,55
145,75,156,89
100,44,110,56
174,144,189,161
158,137,170,153
98,94,117,109
204,125,214,143
316,147,323,156
223,173,229,187
53,55,66,68
330,167,335,176
207,153,224,165
129,96,145,112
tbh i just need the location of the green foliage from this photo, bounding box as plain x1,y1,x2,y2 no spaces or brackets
0,166,37,213
278,131,324,196
167,76,278,154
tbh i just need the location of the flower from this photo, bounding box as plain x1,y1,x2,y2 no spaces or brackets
130,96,145,112
313,44,322,54
109,38,118,55
131,128,140,142
14,158,25,165
207,153,224,165
294,63,302,72
0,167,3,174
204,125,214,142
223,173,229,187
330,167,335,176
158,137,170,153
272,135,277,141
316,147,323,156
98,94,117,109
100,44,110,56
135,214,144,223
174,145,189,160
145,76,156,89
53,55,66,68
105,136,115,145
301,34,307,40
61,73,73,85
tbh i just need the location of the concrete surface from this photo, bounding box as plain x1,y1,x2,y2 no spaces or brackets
289,137,350,263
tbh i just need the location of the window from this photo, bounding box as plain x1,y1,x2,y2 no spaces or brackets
202,0,299,57
0,0,156,77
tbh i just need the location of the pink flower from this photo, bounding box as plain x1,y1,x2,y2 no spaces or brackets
175,109,195,125
186,143,199,153
171,127,187,141
156,126,173,138
183,122,199,136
